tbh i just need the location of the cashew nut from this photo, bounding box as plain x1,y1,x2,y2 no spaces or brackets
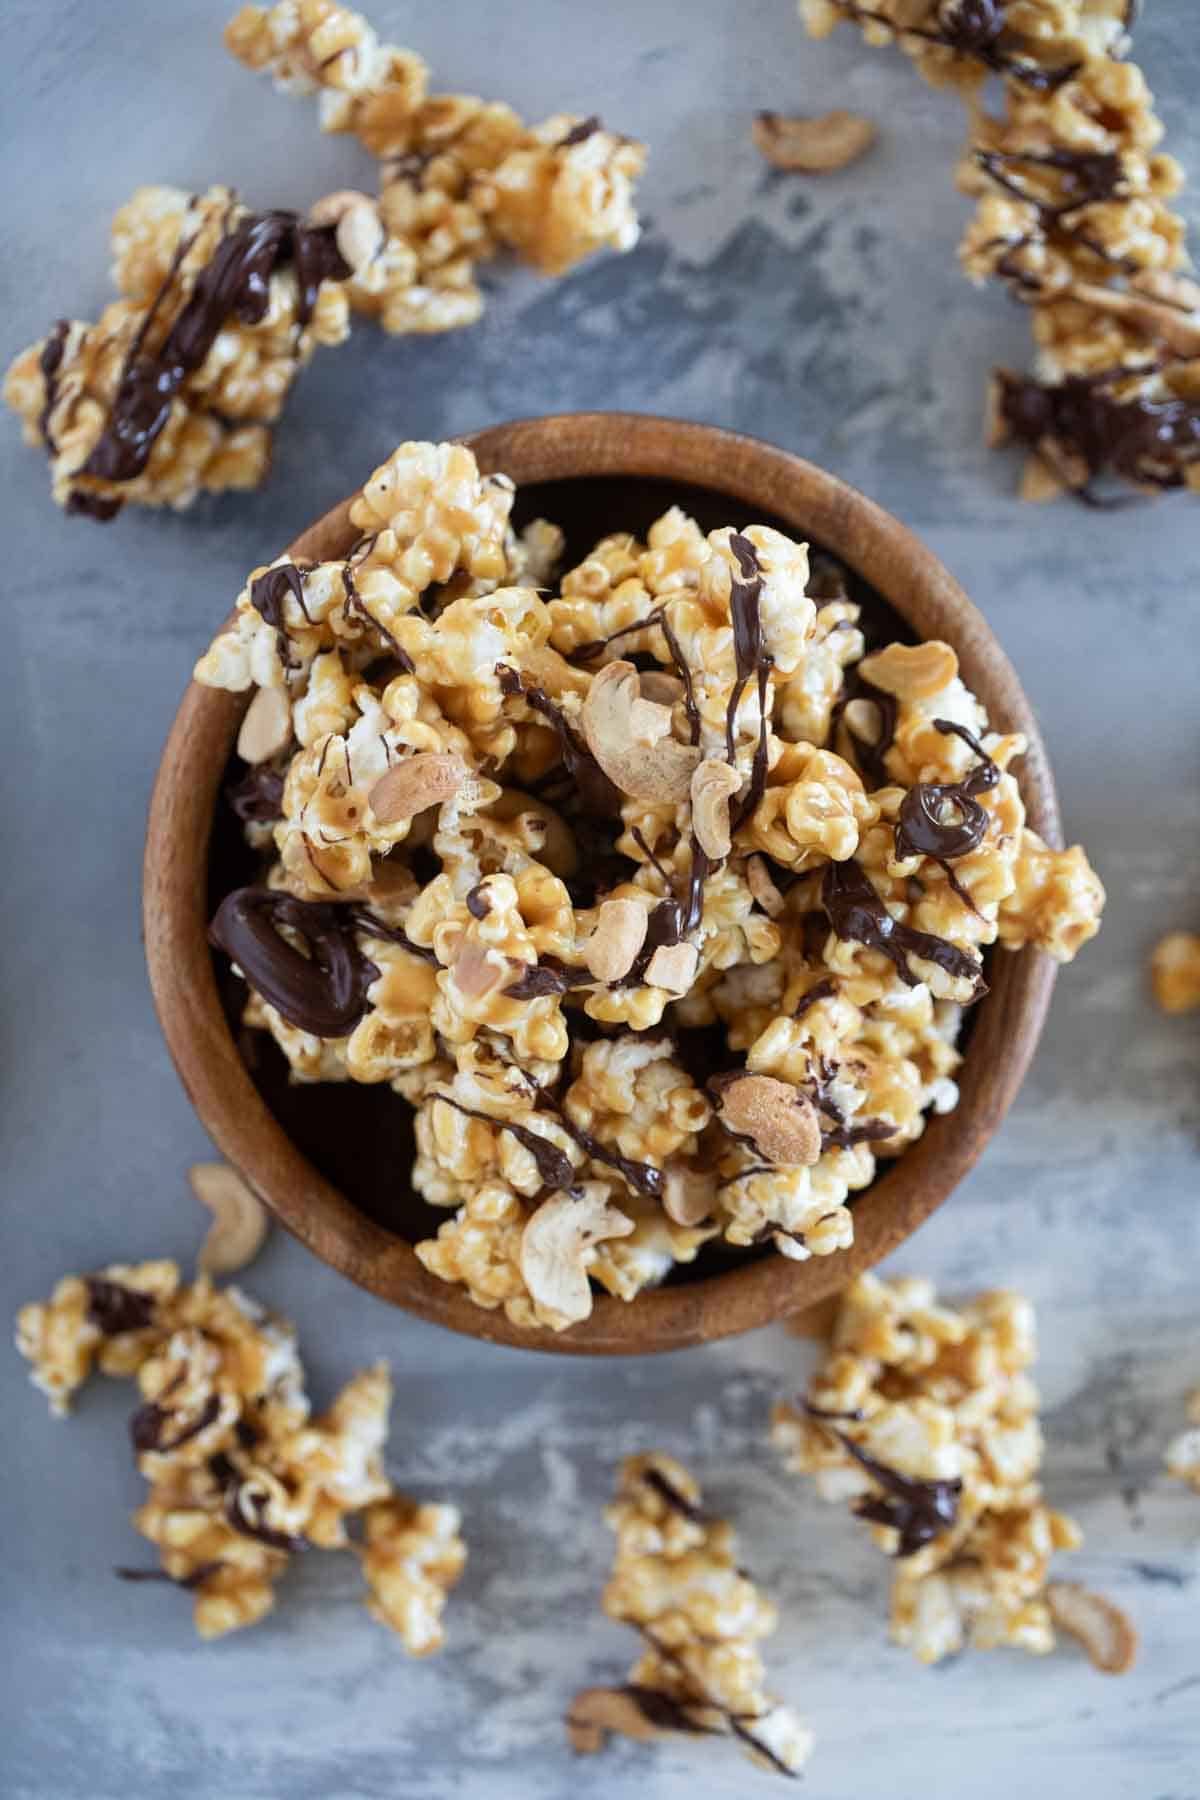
236,685,291,765
189,1162,270,1277
858,640,958,702
712,1074,822,1166
644,942,699,994
752,109,875,174
368,752,467,824
581,897,648,982
308,191,385,271
662,1158,717,1227
691,757,743,859
567,1686,676,1754
1045,1583,1138,1675
582,661,701,802
308,189,375,228
519,1189,634,1328
747,853,786,917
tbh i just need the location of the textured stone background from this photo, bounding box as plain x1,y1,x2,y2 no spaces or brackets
2,3,1198,1796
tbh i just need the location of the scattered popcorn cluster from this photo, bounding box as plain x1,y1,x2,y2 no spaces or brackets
801,1,1200,500
3,2,644,519
569,1453,815,1778
772,1272,1135,1671
196,438,1104,1333
14,1260,465,1650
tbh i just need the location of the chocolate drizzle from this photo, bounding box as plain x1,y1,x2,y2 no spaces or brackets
465,883,492,919
115,1562,222,1591
821,859,985,995
995,366,1200,500
85,1278,156,1336
342,542,415,671
497,664,622,815
792,976,837,1021
642,1467,705,1522
620,836,711,988
832,0,1081,90
832,673,897,788
611,1684,722,1738
209,888,381,1037
895,718,998,910
130,1393,222,1456
559,115,602,147
503,957,593,999
725,534,772,831
37,320,69,449
249,562,311,670
804,1403,962,1557
434,1092,578,1191
80,210,347,495
549,1107,664,1201
227,765,286,825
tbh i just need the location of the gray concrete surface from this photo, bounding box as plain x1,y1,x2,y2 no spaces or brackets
2,3,1198,1796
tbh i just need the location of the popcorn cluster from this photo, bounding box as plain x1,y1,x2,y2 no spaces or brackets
801,2,1200,500
568,1453,814,1778
15,1260,465,1649
226,0,645,333
197,438,1103,1333
3,7,644,519
772,1273,1134,1670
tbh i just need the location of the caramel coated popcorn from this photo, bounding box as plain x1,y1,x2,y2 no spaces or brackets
15,1261,465,1648
802,2,1200,500
227,1,645,333
4,186,350,519
199,440,1102,1332
568,1453,814,1777
772,1273,1132,1669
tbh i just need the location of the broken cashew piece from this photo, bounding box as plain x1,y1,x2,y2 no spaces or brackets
858,640,958,702
236,685,291,764
691,757,743,859
189,1162,270,1277
1046,1583,1138,1675
752,109,875,173
713,1074,822,1166
747,853,786,917
519,1189,634,1328
662,1158,718,1227
582,661,701,803
368,752,466,824
645,942,699,994
582,897,649,983
309,189,384,271
567,1686,674,1755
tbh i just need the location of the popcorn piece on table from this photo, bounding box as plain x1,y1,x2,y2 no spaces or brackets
772,1272,1134,1669
4,186,350,519
197,444,1105,1332
568,1453,814,1778
15,1261,465,1646
226,2,646,334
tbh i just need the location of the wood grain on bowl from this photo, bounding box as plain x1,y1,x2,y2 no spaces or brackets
143,414,1059,1354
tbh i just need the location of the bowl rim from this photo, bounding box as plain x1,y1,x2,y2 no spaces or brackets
143,411,1059,1354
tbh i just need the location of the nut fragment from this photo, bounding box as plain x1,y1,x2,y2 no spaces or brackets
188,1162,270,1276
582,898,649,983
582,661,701,803
519,1190,634,1328
1019,456,1065,504
368,753,467,824
1150,930,1200,1014
691,757,743,859
858,640,958,701
752,109,875,173
713,1074,822,1166
567,1685,672,1755
308,188,376,229
746,852,785,917
644,942,699,994
662,1159,717,1227
1068,281,1200,359
237,685,291,764
1046,1583,1138,1675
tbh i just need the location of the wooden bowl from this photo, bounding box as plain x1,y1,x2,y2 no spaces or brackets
144,414,1059,1354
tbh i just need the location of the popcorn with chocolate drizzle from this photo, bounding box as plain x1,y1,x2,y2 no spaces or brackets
568,1453,815,1778
226,1,645,333
801,2,1200,500
4,185,351,519
197,440,1103,1329
15,1261,466,1648
772,1273,1132,1668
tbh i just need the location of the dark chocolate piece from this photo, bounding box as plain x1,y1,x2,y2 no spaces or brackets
792,976,837,1020
894,716,999,902
819,1118,896,1151
209,888,381,1037
85,1277,156,1337
804,1403,962,1557
342,543,415,671
615,1685,721,1737
226,765,285,825
821,859,985,995
465,883,492,919
81,211,347,491
65,490,123,521
832,0,1081,90
558,115,602,147
502,958,593,999
995,366,1200,501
